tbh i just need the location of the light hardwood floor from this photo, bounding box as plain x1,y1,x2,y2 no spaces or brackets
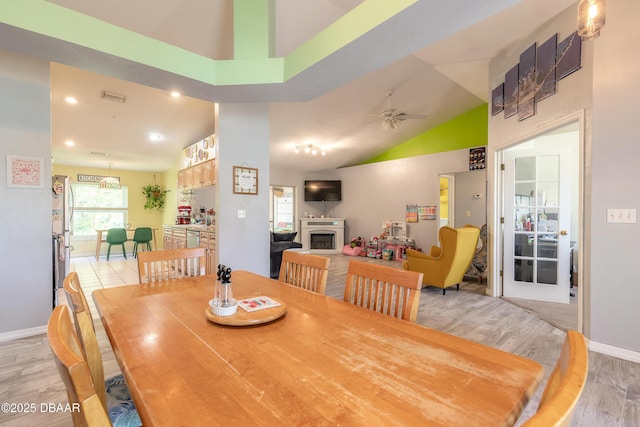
0,254,638,426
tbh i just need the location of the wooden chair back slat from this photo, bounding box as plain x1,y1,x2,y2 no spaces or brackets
63,272,107,408
47,305,112,427
138,248,207,283
278,251,330,294
344,260,423,322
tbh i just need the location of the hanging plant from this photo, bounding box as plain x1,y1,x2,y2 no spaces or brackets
142,175,170,211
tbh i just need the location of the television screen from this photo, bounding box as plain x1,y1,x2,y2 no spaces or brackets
304,180,342,202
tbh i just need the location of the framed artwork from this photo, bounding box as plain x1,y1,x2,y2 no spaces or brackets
557,31,582,80
418,206,437,221
536,33,558,102
491,83,504,116
233,166,258,195
518,43,537,121
7,155,45,189
405,204,418,223
504,64,519,118
469,147,486,170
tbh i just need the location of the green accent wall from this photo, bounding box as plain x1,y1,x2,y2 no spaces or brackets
233,0,274,59
359,104,488,165
0,0,414,87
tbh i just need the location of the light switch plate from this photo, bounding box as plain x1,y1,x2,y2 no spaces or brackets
237,210,246,219
607,208,636,223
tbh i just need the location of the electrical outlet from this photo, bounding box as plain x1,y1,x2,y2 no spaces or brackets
237,210,246,219
607,208,636,223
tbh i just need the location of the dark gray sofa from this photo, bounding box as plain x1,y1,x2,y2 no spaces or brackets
270,231,302,278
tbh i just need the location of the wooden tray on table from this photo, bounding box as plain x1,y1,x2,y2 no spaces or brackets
205,297,287,326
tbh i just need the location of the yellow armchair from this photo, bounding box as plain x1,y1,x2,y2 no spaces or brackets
402,225,480,295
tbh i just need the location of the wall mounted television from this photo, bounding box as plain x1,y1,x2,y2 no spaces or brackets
304,180,342,202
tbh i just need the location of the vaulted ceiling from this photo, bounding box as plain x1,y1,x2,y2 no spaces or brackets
0,0,577,172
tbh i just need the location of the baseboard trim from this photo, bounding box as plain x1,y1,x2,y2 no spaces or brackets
0,325,47,343
589,339,640,364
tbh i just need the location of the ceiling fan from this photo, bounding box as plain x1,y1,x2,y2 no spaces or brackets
377,90,427,130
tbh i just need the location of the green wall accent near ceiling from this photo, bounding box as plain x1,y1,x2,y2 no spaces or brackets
283,0,417,80
0,0,220,85
234,0,274,59
359,104,488,165
0,0,415,87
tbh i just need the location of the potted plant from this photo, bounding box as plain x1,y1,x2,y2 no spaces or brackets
142,183,169,211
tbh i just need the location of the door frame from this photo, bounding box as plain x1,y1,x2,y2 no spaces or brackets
489,111,586,332
439,174,455,228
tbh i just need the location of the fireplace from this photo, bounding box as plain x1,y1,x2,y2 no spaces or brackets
310,233,335,250
300,218,345,253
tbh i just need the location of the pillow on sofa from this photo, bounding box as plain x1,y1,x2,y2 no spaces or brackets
272,231,297,242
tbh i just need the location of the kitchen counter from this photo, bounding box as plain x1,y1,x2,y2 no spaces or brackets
163,224,215,231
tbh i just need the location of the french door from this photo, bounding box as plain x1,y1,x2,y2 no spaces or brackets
502,144,572,304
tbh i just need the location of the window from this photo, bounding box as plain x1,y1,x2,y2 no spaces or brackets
71,183,128,238
270,185,295,232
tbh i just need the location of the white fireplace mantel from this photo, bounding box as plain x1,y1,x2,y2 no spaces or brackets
300,218,345,253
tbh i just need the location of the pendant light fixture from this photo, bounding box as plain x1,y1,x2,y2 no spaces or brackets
577,0,606,41
99,162,121,190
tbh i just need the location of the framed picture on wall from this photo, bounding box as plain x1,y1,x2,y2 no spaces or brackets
518,42,537,121
233,166,258,195
504,64,519,118
6,155,45,189
557,31,582,80
536,33,558,102
491,83,504,116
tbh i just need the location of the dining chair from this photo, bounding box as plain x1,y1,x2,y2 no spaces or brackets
63,272,141,426
106,228,128,261
131,227,153,258
343,260,423,322
48,305,113,426
521,330,588,427
137,247,207,283
278,250,330,294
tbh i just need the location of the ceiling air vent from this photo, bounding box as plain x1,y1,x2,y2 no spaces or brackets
90,151,108,157
100,90,127,103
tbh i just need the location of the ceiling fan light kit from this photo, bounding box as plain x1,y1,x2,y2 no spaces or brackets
377,91,427,130
294,144,326,156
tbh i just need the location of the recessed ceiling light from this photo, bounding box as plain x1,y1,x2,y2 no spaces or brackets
64,140,75,147
149,132,162,142
171,91,181,98
65,96,77,104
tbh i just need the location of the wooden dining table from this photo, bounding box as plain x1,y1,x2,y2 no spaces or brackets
93,271,543,427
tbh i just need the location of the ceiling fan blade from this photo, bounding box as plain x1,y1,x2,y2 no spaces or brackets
395,113,427,120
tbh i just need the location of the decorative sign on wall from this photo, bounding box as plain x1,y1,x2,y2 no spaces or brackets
405,204,418,223
77,174,120,184
233,166,258,195
418,206,437,221
491,31,582,121
7,155,44,188
469,147,486,170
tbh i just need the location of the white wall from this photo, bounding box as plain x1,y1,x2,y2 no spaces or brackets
489,0,640,356
272,148,477,251
215,103,271,276
0,49,52,337
453,170,487,228
590,0,640,353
